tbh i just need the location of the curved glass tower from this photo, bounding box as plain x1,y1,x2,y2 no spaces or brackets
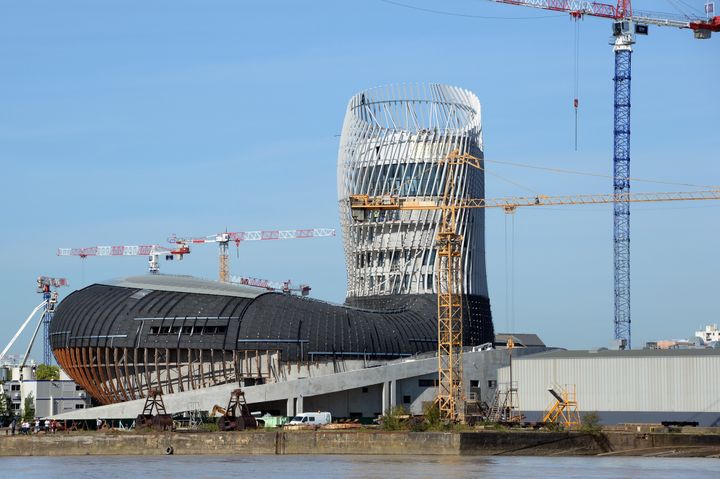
337,83,492,345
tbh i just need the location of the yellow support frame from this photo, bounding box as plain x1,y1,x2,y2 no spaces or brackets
435,150,479,421
542,385,581,429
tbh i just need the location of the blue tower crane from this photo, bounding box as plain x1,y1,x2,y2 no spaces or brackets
612,19,633,348
488,0,719,348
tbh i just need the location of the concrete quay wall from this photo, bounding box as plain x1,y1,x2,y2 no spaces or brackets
1,431,718,457
0,431,458,457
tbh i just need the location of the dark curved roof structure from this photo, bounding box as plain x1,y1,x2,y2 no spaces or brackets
50,275,492,404
51,275,493,361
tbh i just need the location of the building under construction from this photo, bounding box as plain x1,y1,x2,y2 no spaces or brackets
50,84,495,406
47,84,720,426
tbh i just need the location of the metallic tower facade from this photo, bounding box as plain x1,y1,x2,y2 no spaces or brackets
337,84,489,302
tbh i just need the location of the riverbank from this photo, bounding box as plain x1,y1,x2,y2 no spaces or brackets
1,430,719,457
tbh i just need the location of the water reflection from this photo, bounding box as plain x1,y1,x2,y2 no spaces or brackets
0,455,716,479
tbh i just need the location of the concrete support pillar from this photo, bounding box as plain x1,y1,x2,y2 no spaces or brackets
389,380,397,408
286,397,294,417
381,382,388,414
297,395,304,414
381,380,397,414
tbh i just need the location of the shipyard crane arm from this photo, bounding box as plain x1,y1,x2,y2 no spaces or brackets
0,301,47,361
57,243,191,274
168,228,336,283
487,1,720,33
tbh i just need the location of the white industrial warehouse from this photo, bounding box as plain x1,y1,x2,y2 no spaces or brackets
497,348,720,426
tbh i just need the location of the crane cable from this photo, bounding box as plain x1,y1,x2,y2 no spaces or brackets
573,16,581,151
511,212,516,334
504,212,517,334
378,0,564,20
504,214,510,333
664,0,704,18
483,158,718,190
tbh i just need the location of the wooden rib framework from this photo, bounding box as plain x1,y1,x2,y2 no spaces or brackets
54,347,282,405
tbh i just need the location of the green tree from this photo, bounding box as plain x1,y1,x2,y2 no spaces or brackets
422,402,443,430
35,364,60,380
22,393,35,422
580,411,602,435
0,392,8,419
381,405,408,431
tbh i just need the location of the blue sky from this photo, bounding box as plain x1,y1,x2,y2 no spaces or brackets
1,0,717,358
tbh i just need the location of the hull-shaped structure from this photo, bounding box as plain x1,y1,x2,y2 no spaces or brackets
50,275,442,404
50,83,493,404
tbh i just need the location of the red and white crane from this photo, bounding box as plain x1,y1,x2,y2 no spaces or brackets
36,276,69,365
168,228,336,283
488,1,719,34
57,243,191,274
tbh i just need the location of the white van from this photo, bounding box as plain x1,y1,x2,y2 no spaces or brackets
288,412,332,426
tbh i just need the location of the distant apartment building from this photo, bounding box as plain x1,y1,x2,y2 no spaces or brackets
644,324,720,350
695,324,720,345
0,365,91,418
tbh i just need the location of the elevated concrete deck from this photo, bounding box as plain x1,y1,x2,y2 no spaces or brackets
52,348,546,420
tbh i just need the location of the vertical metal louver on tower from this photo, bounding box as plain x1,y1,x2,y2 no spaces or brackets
338,84,488,299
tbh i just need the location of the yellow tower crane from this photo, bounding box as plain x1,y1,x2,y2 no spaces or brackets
349,150,720,422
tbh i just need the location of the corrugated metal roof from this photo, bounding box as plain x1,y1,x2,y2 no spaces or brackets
514,348,720,360
100,274,265,299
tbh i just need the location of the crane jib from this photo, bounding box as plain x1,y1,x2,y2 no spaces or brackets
491,1,720,31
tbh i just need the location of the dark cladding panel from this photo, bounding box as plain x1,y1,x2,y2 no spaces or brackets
52,278,494,363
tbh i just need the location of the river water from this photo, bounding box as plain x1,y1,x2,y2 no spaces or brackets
0,455,717,478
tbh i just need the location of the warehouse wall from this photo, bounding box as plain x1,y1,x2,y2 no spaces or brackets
497,350,720,425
